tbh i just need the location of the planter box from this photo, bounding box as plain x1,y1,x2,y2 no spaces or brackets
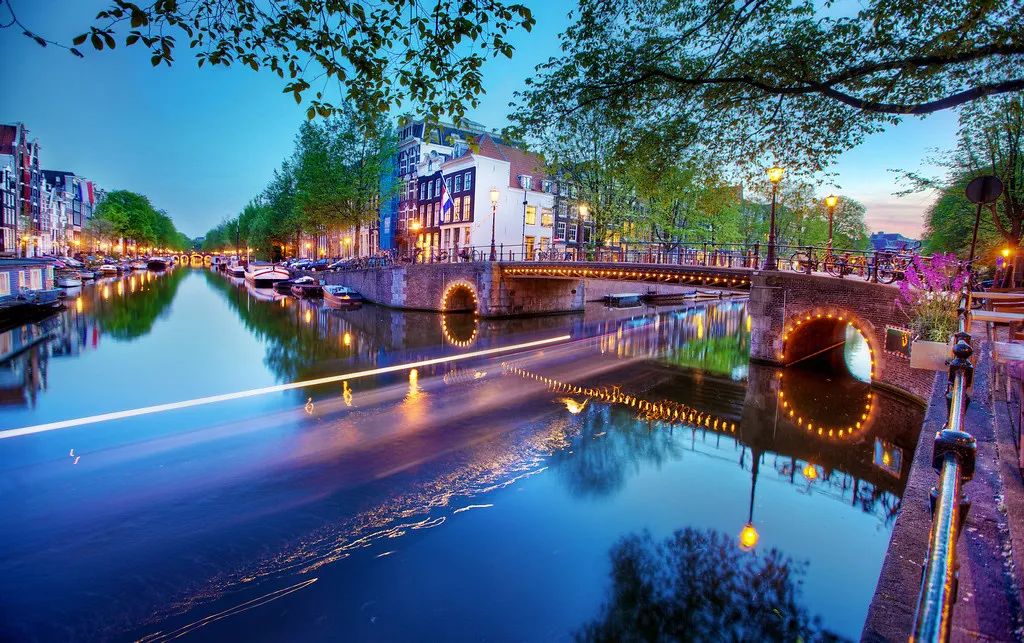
910,339,952,371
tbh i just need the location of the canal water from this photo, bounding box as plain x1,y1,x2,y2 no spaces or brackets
0,267,923,642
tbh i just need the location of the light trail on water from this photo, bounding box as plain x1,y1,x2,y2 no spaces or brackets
0,334,572,440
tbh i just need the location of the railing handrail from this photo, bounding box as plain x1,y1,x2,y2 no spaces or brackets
911,278,977,642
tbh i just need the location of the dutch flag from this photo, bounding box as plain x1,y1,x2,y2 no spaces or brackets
439,172,454,222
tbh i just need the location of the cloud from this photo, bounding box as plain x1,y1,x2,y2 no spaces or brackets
861,195,934,238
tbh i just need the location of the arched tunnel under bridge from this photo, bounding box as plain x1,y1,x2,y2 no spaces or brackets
780,313,875,383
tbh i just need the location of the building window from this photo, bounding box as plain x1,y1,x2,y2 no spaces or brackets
525,236,535,258
435,178,441,194
584,227,592,243
453,197,461,221
464,172,472,191
464,226,471,246
519,175,532,190
541,208,553,226
525,205,536,225
541,180,552,193
0,272,8,296
420,183,426,200
556,222,566,240
569,224,578,242
427,182,433,199
455,175,462,192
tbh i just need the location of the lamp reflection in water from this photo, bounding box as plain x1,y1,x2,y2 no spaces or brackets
739,444,761,551
560,398,588,414
343,332,352,347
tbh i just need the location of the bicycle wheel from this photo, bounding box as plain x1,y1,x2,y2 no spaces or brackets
876,259,898,284
824,256,845,277
789,252,810,272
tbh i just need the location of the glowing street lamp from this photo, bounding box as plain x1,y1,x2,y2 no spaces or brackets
763,165,785,270
825,194,839,251
578,203,589,260
489,187,500,261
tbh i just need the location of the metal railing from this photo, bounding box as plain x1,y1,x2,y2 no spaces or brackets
345,240,926,284
911,281,977,642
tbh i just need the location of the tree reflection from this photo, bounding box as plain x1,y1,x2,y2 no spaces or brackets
552,406,683,499
90,269,189,340
577,528,845,643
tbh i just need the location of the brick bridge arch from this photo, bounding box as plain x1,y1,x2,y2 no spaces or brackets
748,271,932,402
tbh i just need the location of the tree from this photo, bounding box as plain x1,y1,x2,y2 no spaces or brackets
292,110,398,256
510,0,1024,176
923,175,1002,258
7,0,535,126
821,196,870,250
903,95,1023,260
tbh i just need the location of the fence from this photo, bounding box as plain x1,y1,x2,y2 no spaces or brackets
334,241,925,284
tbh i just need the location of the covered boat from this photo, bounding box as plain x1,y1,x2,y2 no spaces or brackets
290,279,322,298
147,257,168,271
99,264,121,275
322,285,362,307
227,264,246,278
244,262,290,287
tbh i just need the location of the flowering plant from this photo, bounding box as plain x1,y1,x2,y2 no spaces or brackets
897,253,967,342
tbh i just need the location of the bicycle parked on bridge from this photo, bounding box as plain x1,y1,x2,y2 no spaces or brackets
787,249,868,278
873,241,921,284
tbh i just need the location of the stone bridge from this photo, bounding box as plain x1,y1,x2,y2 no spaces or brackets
317,261,934,402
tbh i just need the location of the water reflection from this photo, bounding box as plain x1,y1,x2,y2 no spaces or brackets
577,527,841,642
0,268,924,642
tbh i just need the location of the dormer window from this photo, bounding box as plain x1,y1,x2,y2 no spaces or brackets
519,175,532,190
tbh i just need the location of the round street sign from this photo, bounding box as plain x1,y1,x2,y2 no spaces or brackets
965,175,1003,204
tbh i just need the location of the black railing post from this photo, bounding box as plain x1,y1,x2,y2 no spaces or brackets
870,251,880,283
804,246,813,275
753,243,760,270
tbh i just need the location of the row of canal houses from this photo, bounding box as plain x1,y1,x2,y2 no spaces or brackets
1,122,102,259
299,119,597,260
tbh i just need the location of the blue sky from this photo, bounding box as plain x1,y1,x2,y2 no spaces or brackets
0,0,952,238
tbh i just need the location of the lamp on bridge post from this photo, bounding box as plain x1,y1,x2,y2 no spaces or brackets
764,165,785,270
578,203,589,261
825,194,838,252
489,187,499,262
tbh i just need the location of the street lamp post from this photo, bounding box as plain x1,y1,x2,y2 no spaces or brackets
578,203,589,261
764,166,785,270
489,188,499,261
825,194,838,252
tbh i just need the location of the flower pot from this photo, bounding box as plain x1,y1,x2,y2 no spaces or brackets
909,339,952,371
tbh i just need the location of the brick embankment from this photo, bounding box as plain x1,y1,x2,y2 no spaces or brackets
863,325,1024,642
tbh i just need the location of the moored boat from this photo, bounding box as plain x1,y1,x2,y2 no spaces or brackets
322,285,362,307
291,281,322,298
227,264,246,278
275,275,314,293
77,270,96,280
55,271,83,288
147,257,168,271
131,260,147,271
244,262,290,287
99,264,120,275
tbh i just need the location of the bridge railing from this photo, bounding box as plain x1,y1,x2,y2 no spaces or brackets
911,280,976,642
379,241,926,283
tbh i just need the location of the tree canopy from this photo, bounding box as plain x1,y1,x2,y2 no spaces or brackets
89,189,191,252
203,109,397,258
510,0,1024,176
8,0,534,125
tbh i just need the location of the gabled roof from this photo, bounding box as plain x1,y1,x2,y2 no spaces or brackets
440,135,547,190
0,125,17,156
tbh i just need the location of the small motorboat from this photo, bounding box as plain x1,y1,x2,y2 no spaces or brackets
131,260,147,271
323,285,362,307
291,279,322,298
55,271,83,288
245,262,290,287
274,275,313,293
228,264,246,278
147,257,168,271
99,264,120,275
77,270,96,280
